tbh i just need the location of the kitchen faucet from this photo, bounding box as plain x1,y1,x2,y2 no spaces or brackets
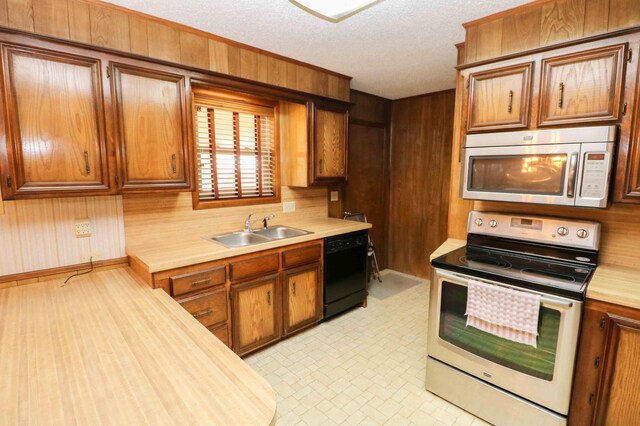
244,213,275,232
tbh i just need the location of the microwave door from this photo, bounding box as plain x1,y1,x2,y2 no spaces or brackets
462,144,582,206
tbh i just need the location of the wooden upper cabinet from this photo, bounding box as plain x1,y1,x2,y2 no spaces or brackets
538,44,627,126
466,62,533,132
313,104,348,183
283,263,321,335
111,63,191,191
231,274,281,356
0,45,110,198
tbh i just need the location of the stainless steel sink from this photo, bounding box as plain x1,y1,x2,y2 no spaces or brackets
206,232,272,248
254,226,311,240
205,226,312,248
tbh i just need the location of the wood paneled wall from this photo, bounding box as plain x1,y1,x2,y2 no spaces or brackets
0,0,350,101
464,0,640,63
0,196,125,277
338,90,391,269
123,187,328,247
389,90,455,278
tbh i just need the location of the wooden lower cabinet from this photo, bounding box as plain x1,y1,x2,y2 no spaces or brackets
569,299,640,425
231,274,281,356
208,323,230,348
283,262,322,335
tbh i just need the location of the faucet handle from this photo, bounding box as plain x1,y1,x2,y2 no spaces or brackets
262,214,275,229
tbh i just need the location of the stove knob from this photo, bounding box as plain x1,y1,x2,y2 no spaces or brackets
557,227,569,236
577,229,589,239
489,219,498,228
474,218,483,227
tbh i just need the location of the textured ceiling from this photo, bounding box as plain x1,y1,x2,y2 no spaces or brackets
104,0,531,99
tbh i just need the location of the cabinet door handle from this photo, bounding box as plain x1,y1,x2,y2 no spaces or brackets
558,82,565,108
171,154,177,174
292,282,296,296
83,151,90,174
193,308,213,319
319,158,323,173
507,90,513,113
267,289,271,306
191,278,211,287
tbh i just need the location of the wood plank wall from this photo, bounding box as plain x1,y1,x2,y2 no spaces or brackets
464,0,640,63
389,90,455,278
338,90,391,269
0,0,350,101
122,187,328,247
0,196,125,278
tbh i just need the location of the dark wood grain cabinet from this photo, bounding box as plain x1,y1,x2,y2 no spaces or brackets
0,44,111,198
569,300,640,425
311,102,348,184
111,62,191,191
466,62,533,132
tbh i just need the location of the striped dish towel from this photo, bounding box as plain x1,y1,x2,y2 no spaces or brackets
465,279,541,347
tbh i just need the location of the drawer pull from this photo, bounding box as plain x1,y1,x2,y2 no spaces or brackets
507,90,513,113
292,282,296,296
193,308,213,319
558,82,565,108
191,278,212,287
267,290,271,306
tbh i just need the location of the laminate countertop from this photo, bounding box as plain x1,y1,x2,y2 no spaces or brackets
127,217,372,273
430,239,640,310
0,268,277,425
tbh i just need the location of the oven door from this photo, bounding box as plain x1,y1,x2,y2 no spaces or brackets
427,268,582,415
462,143,581,206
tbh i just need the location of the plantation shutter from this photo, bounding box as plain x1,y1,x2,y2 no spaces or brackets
194,95,275,201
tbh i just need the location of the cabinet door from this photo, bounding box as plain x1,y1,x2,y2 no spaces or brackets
466,62,532,132
112,63,191,191
538,44,626,126
231,275,280,356
594,312,640,425
312,104,347,184
283,263,321,335
1,45,110,197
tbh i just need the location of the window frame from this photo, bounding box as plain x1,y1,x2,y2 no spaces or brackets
191,88,281,210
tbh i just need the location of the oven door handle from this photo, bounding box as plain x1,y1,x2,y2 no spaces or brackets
435,269,574,309
566,152,579,198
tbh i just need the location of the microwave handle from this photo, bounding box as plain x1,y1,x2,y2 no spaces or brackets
566,153,579,198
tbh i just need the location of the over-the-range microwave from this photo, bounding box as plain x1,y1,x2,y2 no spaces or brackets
461,126,617,208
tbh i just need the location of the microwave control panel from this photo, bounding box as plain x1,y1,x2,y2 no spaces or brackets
580,152,609,198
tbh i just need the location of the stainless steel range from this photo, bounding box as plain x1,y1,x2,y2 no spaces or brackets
426,211,601,426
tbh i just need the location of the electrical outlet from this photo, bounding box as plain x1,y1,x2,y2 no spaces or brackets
80,252,101,263
330,191,339,202
75,219,91,238
282,201,296,213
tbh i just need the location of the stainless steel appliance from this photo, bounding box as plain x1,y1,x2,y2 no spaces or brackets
462,126,616,208
323,230,368,319
427,211,601,426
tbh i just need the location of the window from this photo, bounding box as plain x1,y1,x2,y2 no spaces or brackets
193,91,279,208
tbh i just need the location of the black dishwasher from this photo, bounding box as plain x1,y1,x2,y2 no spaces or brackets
323,230,368,319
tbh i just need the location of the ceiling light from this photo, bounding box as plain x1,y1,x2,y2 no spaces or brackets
290,0,382,22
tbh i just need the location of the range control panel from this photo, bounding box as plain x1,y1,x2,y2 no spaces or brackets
467,211,601,250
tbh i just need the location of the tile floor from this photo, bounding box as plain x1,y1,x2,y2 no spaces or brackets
245,270,489,425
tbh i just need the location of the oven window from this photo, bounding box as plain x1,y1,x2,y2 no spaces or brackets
469,154,567,195
439,281,560,381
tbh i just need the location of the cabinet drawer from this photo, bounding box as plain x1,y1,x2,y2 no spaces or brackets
208,323,230,348
282,244,321,268
179,286,227,328
170,265,226,296
229,253,279,282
